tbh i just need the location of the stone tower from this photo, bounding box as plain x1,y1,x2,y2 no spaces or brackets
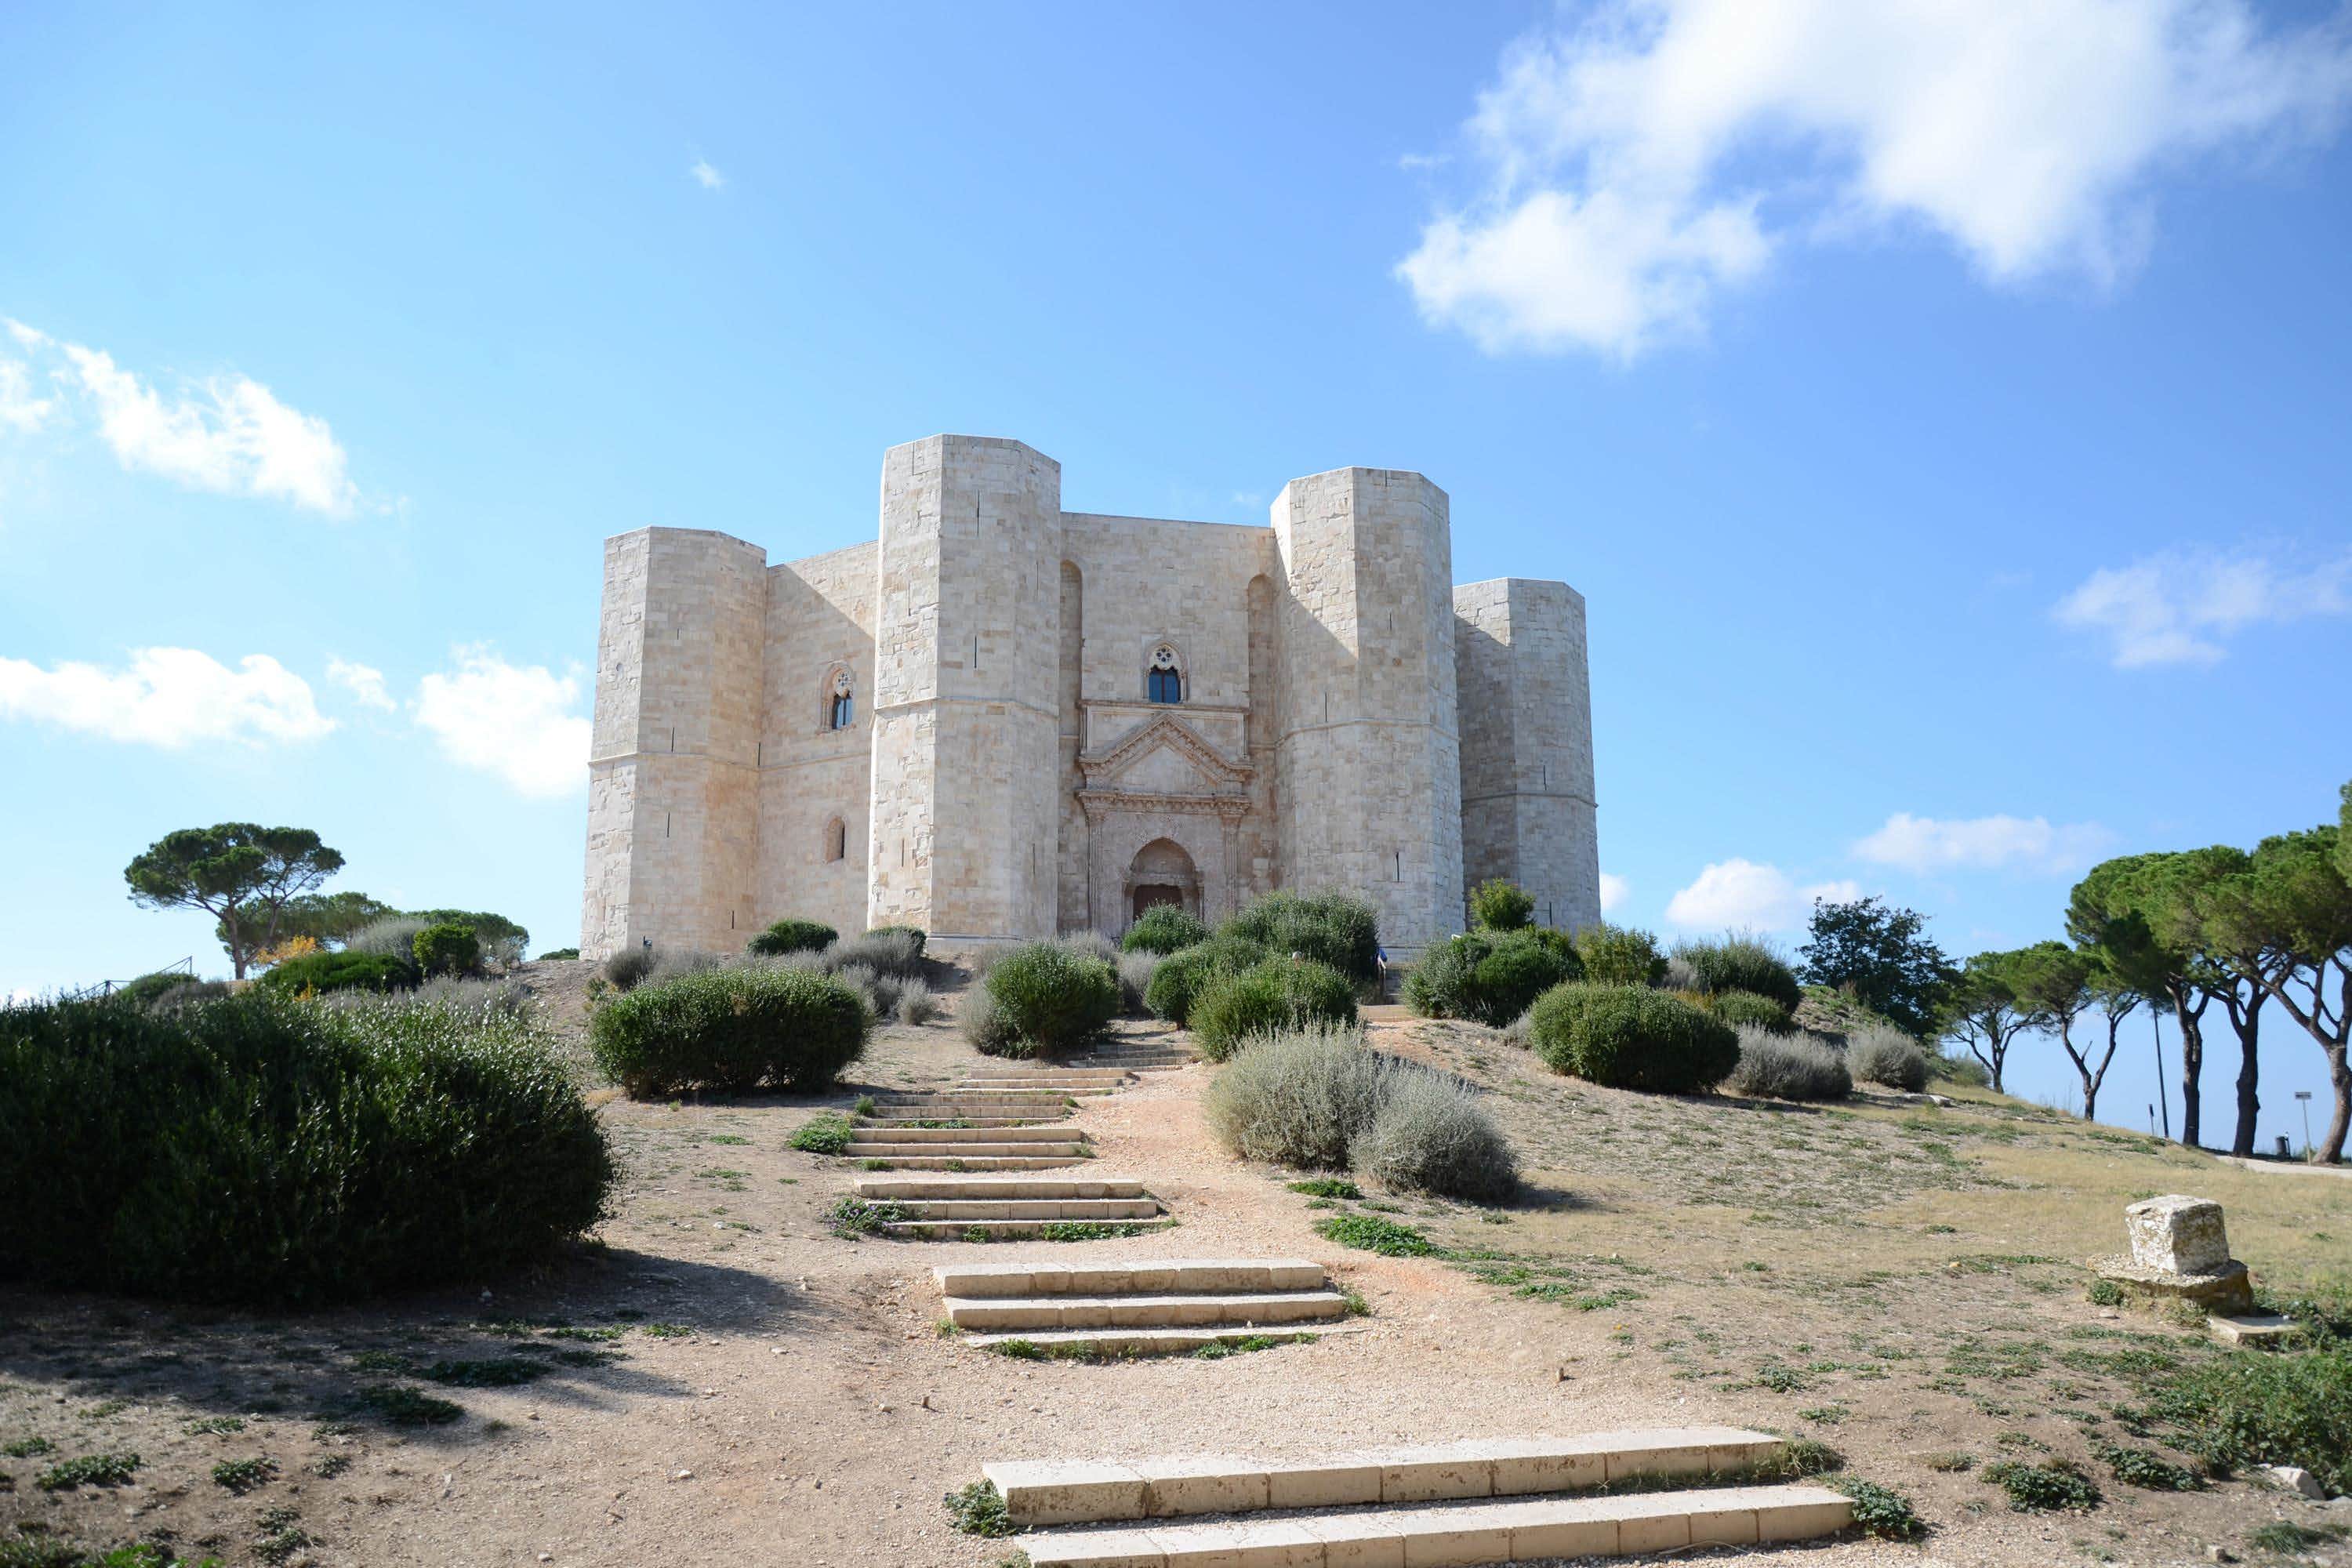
581,527,768,957
865,436,1063,944
1269,468,1465,951
1455,578,1602,933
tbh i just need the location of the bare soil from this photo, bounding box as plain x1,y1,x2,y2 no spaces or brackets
5,967,2348,1567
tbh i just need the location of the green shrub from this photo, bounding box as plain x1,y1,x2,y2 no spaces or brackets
412,921,481,979
818,929,927,978
1201,1022,1514,1200
1674,935,1803,1013
866,924,926,955
1982,1457,2101,1512
1708,989,1794,1033
35,1452,143,1490
1222,891,1380,982
0,993,612,1305
257,949,416,996
114,969,204,1007
1830,1477,1925,1540
959,986,1028,1058
789,1112,855,1154
601,946,655,990
1468,878,1534,931
746,918,838,958
1316,1213,1435,1257
536,947,580,961
1116,952,1159,1014
1144,937,1268,1025
1405,929,1580,1027
1848,1024,1930,1091
1723,1025,1851,1102
944,1479,1014,1537
1189,959,1359,1061
2143,1345,2352,1494
346,916,428,960
1929,1048,1991,1087
589,965,869,1097
1571,923,1668,988
1122,905,1210,955
1526,983,1740,1093
2093,1442,2201,1491
982,943,1119,1056
406,909,528,967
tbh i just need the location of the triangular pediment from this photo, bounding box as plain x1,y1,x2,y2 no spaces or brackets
1078,713,1251,795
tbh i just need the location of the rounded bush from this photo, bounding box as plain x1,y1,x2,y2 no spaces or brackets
1571,924,1668,988
865,924,927,955
1122,905,1210,956
1144,937,1267,1025
820,929,925,978
1468,878,1535,931
1724,1025,1852,1102
1848,1024,1930,1091
1526,983,1740,1094
959,985,1029,1058
1351,1072,1519,1200
746,918,838,958
589,965,869,1097
1710,989,1795,1034
1189,958,1359,1062
412,921,481,979
601,946,655,991
1222,892,1381,982
259,949,416,996
982,943,1119,1056
0,992,614,1304
1676,937,1803,1014
1406,929,1581,1028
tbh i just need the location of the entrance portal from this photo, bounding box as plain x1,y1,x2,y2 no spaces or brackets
1124,837,1200,928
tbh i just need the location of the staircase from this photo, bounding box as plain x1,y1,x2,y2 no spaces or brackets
851,1175,1167,1240
844,1121,1094,1171
1064,1037,1199,1073
851,1062,1145,1171
980,1428,1852,1566
935,1257,1358,1356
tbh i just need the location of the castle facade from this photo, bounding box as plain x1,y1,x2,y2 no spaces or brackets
581,435,1598,961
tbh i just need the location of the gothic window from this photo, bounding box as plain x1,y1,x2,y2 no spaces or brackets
826,667,855,730
1146,644,1183,705
824,817,848,862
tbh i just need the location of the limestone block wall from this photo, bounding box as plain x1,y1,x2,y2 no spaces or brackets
580,527,768,960
755,540,880,942
866,436,1062,950
1454,578,1601,934
1272,469,1465,956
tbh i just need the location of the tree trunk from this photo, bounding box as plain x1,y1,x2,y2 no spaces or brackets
2225,989,2262,1160
226,910,248,980
2170,980,2205,1149
2325,1047,2350,1165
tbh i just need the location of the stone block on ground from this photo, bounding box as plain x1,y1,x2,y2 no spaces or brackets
2125,1194,2232,1274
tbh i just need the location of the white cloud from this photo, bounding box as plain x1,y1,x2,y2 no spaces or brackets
1599,872,1630,913
0,359,54,432
326,657,395,711
1399,0,2352,358
2053,545,2352,667
1665,858,1858,930
0,648,335,748
690,158,725,191
0,318,358,515
1855,811,2114,875
413,644,589,798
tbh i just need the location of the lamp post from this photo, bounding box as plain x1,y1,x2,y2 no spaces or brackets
2150,1010,2170,1141
2296,1091,2315,1161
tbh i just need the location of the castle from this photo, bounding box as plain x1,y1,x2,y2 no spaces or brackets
580,435,1599,963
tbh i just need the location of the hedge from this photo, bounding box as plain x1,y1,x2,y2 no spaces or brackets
1121,905,1211,956
1525,982,1740,1093
1222,892,1381,982
1405,928,1581,1027
1189,958,1359,1062
1143,936,1268,1025
746,918,839,958
590,964,869,1097
258,949,416,996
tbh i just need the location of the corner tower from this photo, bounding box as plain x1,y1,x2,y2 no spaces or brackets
866,436,1062,949
1271,467,1464,955
1454,578,1601,933
581,527,768,960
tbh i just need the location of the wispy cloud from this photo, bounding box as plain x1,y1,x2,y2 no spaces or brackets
1664,858,1857,931
1399,0,2352,358
0,648,335,747
2,318,361,515
690,158,725,191
1599,872,1629,913
326,657,396,711
0,358,54,432
2053,545,2352,667
1855,812,2114,876
413,644,589,798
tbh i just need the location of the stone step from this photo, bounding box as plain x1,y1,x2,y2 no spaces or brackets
854,1155,1090,1171
944,1288,1347,1333
883,1199,1161,1221
858,1177,1149,1200
862,1116,1055,1129
1014,1484,1853,1566
885,1219,1175,1241
986,1428,1787,1526
964,1067,1136,1080
851,1124,1082,1144
937,1258,1326,1300
850,1142,1092,1159
964,1324,1352,1356
871,1100,1079,1116
946,1086,1120,1098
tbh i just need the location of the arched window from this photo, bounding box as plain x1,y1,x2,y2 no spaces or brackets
1146,644,1183,705
825,667,855,730
824,817,848,862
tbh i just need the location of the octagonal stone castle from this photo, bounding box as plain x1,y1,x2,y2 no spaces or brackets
580,435,1599,963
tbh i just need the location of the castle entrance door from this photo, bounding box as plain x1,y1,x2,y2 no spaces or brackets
1124,837,1199,929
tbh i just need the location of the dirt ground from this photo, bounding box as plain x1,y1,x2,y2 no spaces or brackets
5,964,2349,1567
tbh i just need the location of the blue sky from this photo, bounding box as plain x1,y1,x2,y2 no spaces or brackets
3,2,2348,1147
